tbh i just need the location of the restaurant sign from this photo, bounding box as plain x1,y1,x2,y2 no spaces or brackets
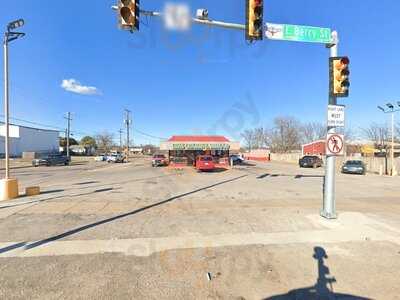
172,143,230,151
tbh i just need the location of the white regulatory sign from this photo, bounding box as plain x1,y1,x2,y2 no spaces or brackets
326,133,345,156
327,105,345,127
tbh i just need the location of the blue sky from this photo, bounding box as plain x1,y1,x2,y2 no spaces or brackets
1,0,399,145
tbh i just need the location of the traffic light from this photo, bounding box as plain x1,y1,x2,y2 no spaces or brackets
118,0,140,31
330,56,350,97
246,0,263,41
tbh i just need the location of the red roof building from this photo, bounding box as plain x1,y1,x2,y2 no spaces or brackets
167,136,230,142
160,135,240,168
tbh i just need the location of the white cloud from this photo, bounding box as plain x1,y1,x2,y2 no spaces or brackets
61,79,101,96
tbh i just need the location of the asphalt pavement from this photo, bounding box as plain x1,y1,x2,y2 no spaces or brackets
0,157,399,299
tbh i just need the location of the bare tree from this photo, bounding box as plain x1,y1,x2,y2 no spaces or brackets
270,116,302,153
301,122,326,144
241,129,255,151
336,127,357,142
361,123,389,151
241,127,271,151
95,131,115,152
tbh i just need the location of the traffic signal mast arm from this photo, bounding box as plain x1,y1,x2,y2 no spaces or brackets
112,5,246,31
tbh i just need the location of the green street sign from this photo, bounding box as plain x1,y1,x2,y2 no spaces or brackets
266,23,332,44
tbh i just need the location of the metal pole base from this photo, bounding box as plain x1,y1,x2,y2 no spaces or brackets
320,210,338,220
391,166,398,177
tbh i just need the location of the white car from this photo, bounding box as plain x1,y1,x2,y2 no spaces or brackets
106,153,125,163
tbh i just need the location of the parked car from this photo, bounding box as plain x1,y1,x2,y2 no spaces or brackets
152,154,167,167
299,156,323,168
230,154,245,165
94,154,107,162
341,160,366,175
196,155,215,171
32,154,70,167
106,153,125,163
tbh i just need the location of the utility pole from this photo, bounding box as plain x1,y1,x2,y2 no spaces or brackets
118,128,124,151
322,34,338,219
64,112,72,158
124,109,131,162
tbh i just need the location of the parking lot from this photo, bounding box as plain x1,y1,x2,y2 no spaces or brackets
0,157,399,299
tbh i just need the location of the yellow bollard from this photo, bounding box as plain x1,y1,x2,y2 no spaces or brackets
26,186,40,196
0,178,19,201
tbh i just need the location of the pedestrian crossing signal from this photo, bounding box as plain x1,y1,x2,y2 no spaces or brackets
246,0,263,41
330,56,350,97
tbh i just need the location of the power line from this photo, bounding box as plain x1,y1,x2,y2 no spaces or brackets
0,114,64,131
0,114,96,137
0,114,165,141
134,128,167,140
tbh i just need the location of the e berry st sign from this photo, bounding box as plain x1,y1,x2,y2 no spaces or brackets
327,105,345,127
265,23,332,44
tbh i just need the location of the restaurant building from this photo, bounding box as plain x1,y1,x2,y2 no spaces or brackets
160,135,240,168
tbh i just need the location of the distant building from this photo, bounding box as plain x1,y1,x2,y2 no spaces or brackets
302,140,326,156
130,147,143,155
0,123,59,157
160,135,240,168
242,148,271,161
302,139,400,157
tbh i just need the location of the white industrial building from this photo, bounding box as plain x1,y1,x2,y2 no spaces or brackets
0,123,60,157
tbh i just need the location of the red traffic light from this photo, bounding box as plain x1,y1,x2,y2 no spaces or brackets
340,57,350,66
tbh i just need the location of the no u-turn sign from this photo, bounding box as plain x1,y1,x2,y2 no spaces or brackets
326,133,345,156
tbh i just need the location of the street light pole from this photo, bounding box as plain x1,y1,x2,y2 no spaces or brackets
391,111,396,176
378,103,399,176
3,33,10,179
1,19,25,201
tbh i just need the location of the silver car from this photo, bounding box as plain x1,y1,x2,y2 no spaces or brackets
341,160,366,175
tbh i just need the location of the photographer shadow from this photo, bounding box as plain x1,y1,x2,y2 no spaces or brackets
264,247,371,300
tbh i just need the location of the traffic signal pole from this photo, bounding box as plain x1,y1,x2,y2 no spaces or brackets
112,4,344,219
322,35,338,219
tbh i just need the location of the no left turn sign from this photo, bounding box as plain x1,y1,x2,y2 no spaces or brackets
326,133,345,156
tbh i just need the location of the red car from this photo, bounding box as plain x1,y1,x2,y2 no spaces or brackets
196,155,215,171
152,154,167,167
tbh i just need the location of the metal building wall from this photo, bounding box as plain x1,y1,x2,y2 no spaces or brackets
0,125,59,156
